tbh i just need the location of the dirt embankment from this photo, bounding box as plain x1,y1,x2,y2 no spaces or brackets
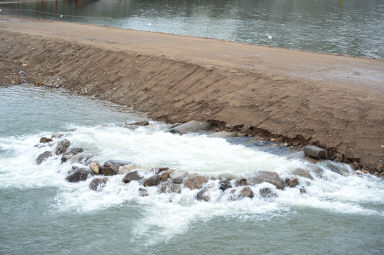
1,16,384,173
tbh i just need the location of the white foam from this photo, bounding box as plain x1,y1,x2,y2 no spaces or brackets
1,124,384,244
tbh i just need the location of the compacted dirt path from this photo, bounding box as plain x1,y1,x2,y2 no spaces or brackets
1,15,383,171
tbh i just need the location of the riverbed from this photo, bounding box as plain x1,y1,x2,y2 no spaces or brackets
0,84,383,254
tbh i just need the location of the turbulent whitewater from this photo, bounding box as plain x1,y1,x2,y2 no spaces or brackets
0,85,383,255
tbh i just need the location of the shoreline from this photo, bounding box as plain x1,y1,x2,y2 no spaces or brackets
1,15,384,174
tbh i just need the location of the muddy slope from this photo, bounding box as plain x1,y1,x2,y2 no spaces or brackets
1,17,383,171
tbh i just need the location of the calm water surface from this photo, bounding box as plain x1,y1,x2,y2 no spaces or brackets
0,85,384,254
1,0,384,59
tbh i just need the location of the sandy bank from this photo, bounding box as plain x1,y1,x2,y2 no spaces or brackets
1,16,383,172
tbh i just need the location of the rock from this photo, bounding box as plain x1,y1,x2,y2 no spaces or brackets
207,131,236,138
322,161,349,176
300,187,307,194
138,188,149,197
130,121,149,126
259,187,277,199
196,186,212,201
89,177,108,191
36,151,52,165
100,162,120,176
235,178,248,186
170,120,211,134
39,137,53,143
292,169,314,180
153,167,169,174
249,171,286,190
303,145,327,160
61,153,72,163
219,179,232,191
122,170,143,183
143,175,161,187
170,170,188,184
61,148,84,163
119,164,137,174
239,187,254,199
105,160,130,166
160,170,174,181
160,182,181,193
66,168,92,183
51,132,65,139
55,139,70,155
70,153,93,164
184,175,207,190
69,147,84,155
89,162,100,175
285,177,299,188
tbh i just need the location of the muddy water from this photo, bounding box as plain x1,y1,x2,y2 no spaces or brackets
1,0,384,59
0,85,383,254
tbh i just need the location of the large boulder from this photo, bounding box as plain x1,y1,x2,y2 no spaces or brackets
170,121,211,134
55,139,70,155
36,151,52,165
170,170,188,184
89,177,108,191
303,145,327,160
99,162,120,176
219,179,232,191
249,171,286,190
196,186,213,201
66,168,92,183
184,175,207,190
70,153,93,164
122,170,143,183
143,175,161,187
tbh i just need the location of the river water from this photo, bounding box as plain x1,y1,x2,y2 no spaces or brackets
0,84,384,254
1,0,384,59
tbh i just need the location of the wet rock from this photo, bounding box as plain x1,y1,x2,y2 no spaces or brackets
143,175,161,187
69,147,84,155
119,164,137,174
170,170,188,184
61,147,85,163
160,170,174,181
55,139,70,155
300,186,307,194
122,170,143,183
219,179,232,191
105,160,130,166
292,168,314,180
66,168,92,183
184,175,207,190
239,187,254,199
89,177,108,191
51,132,65,139
259,187,277,199
207,131,236,138
160,182,181,193
138,187,149,197
235,178,248,186
196,186,212,201
100,163,120,176
36,151,52,165
89,162,100,175
39,137,53,143
170,120,211,134
249,171,286,190
303,145,327,160
70,153,93,164
322,161,349,176
131,121,149,126
285,177,299,188
153,167,169,174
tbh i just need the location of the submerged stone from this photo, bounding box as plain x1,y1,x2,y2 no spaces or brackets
36,151,53,165
89,177,108,191
170,120,211,134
